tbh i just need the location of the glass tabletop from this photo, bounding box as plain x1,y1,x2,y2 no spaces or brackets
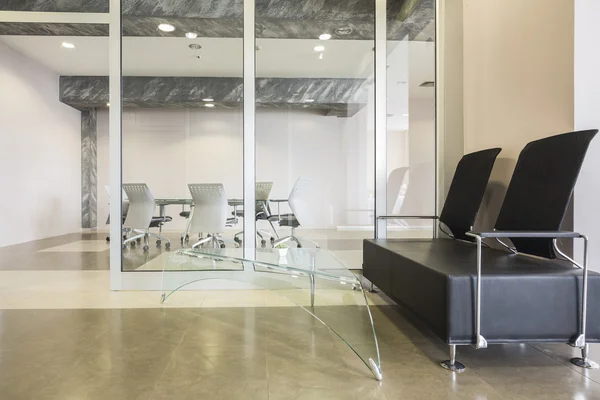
160,247,382,381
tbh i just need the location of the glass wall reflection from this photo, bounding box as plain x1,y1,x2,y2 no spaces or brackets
255,1,375,269
117,2,244,271
386,0,436,239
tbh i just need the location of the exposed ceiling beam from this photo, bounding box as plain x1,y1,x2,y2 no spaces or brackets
59,76,369,117
0,11,109,23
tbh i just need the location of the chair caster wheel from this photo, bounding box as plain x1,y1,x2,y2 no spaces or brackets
106,236,110,242
220,244,226,248
270,237,275,243
165,242,171,250
143,245,149,252
131,242,136,248
261,240,267,245
136,238,141,243
156,240,161,246
297,244,302,248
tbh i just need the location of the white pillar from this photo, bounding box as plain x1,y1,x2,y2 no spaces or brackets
574,0,600,270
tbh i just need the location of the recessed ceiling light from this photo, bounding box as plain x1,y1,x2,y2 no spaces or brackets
304,99,315,103
313,45,325,52
402,113,409,117
319,53,323,60
202,98,214,102
204,103,215,108
335,27,353,35
319,33,331,40
188,43,202,50
106,103,110,107
158,23,175,32
61,42,75,49
185,32,198,39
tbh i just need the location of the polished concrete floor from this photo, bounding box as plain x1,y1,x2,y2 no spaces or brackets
1,233,600,399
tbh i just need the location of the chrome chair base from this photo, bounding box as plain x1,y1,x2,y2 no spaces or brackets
571,344,599,369
123,231,171,252
272,235,302,248
192,234,238,249
440,360,466,373
571,357,599,369
441,345,465,372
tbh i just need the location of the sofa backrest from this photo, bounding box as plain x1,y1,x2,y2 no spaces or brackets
494,130,598,258
439,148,501,241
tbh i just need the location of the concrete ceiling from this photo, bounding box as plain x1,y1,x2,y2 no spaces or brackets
0,0,435,40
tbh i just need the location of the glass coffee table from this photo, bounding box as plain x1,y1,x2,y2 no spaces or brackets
160,247,383,381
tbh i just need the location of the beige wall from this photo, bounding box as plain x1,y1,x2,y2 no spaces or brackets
461,0,574,229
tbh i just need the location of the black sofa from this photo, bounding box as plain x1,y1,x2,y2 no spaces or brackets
364,130,600,371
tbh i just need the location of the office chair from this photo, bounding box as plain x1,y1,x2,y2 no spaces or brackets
122,184,172,251
234,182,279,246
188,183,237,249
104,186,130,242
272,177,317,248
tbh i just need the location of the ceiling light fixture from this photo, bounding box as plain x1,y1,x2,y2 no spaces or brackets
313,45,325,52
335,27,353,35
402,113,409,117
188,43,202,50
204,103,215,108
319,53,323,60
106,103,110,107
61,42,75,49
202,98,214,102
185,32,198,39
158,23,175,32
304,99,314,103
319,33,331,40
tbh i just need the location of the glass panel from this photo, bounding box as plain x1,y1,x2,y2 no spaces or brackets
161,247,382,380
254,1,375,272
118,1,244,271
386,0,436,238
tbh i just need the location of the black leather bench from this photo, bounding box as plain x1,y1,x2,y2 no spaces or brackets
364,130,600,371
364,238,600,345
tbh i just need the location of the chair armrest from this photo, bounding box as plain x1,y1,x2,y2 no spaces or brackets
377,215,439,220
466,231,583,239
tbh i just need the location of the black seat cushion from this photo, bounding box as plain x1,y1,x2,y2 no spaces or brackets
179,211,190,218
149,216,172,228
276,214,299,228
363,238,600,344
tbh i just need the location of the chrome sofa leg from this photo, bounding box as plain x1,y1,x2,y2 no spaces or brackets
440,345,466,372
571,344,599,369
368,282,379,293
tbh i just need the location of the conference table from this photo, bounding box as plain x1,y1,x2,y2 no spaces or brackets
154,197,287,240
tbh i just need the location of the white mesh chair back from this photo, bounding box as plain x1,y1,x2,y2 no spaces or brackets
288,177,317,228
387,167,408,214
105,185,129,201
256,182,273,201
105,185,130,221
189,184,228,233
122,184,156,229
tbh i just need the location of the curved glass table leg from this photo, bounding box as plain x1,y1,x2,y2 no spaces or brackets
160,248,383,381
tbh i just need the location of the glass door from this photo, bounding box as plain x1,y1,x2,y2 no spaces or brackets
254,1,375,270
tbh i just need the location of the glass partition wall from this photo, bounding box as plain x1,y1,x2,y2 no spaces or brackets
111,0,436,288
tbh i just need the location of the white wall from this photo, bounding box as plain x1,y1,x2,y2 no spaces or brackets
97,108,360,230
0,41,81,247
462,0,574,229
574,0,600,269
